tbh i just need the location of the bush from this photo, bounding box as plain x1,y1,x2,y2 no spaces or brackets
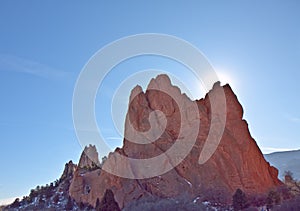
247,194,267,207
266,190,281,210
273,195,300,210
10,198,20,208
201,188,231,207
284,170,294,182
65,196,74,210
53,194,60,204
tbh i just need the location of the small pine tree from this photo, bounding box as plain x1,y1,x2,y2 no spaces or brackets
29,189,37,198
232,188,247,211
10,198,20,208
79,202,85,210
54,179,59,187
266,190,281,210
53,194,60,204
87,204,94,210
95,198,100,210
97,189,120,211
101,156,107,164
65,196,74,211
284,170,294,183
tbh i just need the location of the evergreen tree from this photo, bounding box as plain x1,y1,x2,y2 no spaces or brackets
95,198,100,210
65,196,73,211
266,190,280,210
10,198,20,208
79,202,85,210
284,170,294,182
96,189,120,211
232,188,247,211
53,194,60,204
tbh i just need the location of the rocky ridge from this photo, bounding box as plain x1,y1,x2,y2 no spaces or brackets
5,74,283,210
69,74,281,208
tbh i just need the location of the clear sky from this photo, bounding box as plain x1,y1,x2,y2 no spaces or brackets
0,0,299,204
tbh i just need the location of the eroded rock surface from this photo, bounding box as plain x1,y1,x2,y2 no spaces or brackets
69,74,281,208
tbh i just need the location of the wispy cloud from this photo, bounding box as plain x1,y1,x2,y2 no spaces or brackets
0,54,71,80
261,147,299,154
289,117,300,123
283,113,300,123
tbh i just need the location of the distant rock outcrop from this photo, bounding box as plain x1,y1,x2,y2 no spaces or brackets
61,160,77,181
69,74,282,208
78,145,100,170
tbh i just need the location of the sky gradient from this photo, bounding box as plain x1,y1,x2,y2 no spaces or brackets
0,0,300,204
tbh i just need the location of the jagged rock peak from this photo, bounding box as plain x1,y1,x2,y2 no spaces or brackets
69,74,282,209
147,74,183,97
147,74,172,88
129,74,183,100
60,160,77,180
78,144,100,169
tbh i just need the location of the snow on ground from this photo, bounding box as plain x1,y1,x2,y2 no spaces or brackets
183,178,192,187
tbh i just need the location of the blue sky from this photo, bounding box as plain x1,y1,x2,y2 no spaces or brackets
0,0,300,204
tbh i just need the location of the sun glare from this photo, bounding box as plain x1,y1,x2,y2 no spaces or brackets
216,71,235,87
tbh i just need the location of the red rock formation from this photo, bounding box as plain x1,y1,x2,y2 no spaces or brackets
69,74,282,208
78,144,100,169
61,160,77,181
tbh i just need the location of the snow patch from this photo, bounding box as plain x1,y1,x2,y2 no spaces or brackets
183,178,192,187
193,196,200,203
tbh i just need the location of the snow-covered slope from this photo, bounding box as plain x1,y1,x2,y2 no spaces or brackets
264,150,300,180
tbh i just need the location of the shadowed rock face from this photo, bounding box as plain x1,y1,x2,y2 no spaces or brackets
69,74,282,208
61,160,77,181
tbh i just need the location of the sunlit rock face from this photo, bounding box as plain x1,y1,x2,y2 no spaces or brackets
78,145,100,169
69,74,281,208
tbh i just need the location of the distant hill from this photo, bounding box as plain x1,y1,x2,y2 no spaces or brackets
264,150,300,180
